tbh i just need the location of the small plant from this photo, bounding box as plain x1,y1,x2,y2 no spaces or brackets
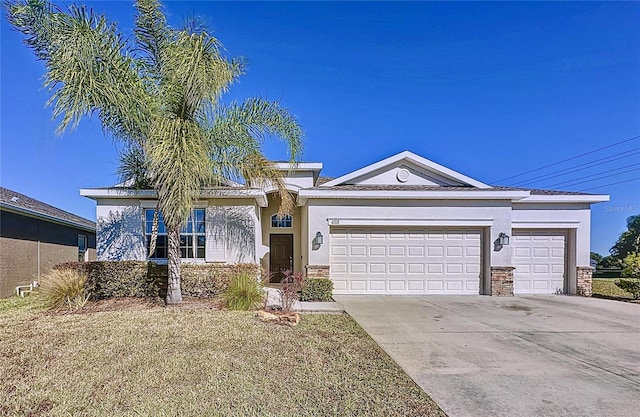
621,252,640,279
279,270,304,312
37,268,90,311
614,279,640,299
300,278,334,302
223,270,264,311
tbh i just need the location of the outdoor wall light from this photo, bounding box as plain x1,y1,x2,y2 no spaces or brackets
314,231,324,245
498,232,510,246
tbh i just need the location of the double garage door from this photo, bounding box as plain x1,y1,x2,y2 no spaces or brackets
330,227,482,294
330,227,568,295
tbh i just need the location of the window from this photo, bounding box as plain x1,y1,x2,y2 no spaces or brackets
145,209,205,259
271,214,292,228
78,235,88,261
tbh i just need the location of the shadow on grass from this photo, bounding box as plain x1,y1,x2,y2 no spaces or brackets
592,294,638,303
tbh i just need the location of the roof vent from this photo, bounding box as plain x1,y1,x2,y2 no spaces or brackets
396,168,410,183
10,196,19,203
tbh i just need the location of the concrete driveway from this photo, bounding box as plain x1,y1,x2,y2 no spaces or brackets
334,295,640,417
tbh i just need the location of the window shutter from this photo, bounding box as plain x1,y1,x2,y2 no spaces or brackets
205,207,226,262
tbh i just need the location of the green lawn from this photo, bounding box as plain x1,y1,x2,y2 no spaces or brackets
592,278,634,300
0,297,445,417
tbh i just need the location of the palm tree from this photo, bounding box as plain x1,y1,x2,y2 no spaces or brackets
7,0,303,304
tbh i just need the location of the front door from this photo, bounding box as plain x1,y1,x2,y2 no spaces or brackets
270,234,293,283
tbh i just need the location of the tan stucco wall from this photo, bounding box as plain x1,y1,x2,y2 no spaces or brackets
260,193,303,276
0,238,95,298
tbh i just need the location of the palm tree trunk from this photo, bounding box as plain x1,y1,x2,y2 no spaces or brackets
148,206,159,257
166,225,182,304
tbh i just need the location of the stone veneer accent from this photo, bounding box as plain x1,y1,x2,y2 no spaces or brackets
306,265,330,279
491,266,515,296
576,266,593,297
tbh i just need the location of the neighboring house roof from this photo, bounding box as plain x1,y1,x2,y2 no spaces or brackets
0,187,96,232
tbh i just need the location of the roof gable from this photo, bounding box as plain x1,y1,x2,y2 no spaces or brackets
320,151,490,189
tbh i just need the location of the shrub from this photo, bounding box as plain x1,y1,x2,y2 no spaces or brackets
53,261,261,301
614,279,640,299
300,278,334,302
621,252,640,279
181,263,260,298
223,270,264,310
279,270,304,312
54,261,160,300
37,268,90,311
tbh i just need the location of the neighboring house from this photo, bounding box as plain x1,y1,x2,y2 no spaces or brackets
81,151,609,296
0,187,96,298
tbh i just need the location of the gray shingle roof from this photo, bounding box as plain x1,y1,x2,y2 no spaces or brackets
315,176,334,186
0,187,95,230
311,184,596,195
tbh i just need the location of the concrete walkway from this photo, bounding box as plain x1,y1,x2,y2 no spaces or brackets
335,295,640,417
264,287,344,313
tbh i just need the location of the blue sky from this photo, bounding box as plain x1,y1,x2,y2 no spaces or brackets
1,1,639,255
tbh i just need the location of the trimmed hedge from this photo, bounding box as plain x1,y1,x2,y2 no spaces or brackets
181,263,261,298
55,261,160,300
614,279,640,299
54,261,261,300
300,277,334,302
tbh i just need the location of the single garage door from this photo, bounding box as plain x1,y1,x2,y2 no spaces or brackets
512,230,566,294
330,227,481,294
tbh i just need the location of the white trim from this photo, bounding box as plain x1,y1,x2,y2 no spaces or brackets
320,151,490,189
80,188,157,198
81,188,268,207
512,221,580,229
516,195,609,203
298,189,529,205
139,200,159,209
326,218,494,227
274,162,323,171
261,182,303,194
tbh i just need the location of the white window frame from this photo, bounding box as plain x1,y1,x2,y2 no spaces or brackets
145,209,206,259
271,214,293,228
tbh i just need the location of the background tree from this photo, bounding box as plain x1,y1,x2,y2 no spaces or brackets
7,0,303,304
598,255,622,270
610,214,640,261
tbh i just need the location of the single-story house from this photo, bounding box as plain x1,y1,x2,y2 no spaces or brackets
80,151,609,296
0,187,97,297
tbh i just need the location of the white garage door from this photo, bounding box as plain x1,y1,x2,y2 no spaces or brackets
513,230,566,294
330,228,481,294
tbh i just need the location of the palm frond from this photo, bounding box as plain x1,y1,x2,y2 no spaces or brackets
205,98,303,214
162,32,240,120
134,0,169,71
5,0,61,61
146,117,211,228
117,144,153,189
212,98,303,162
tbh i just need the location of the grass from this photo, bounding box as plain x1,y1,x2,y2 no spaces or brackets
592,278,635,301
0,297,445,417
